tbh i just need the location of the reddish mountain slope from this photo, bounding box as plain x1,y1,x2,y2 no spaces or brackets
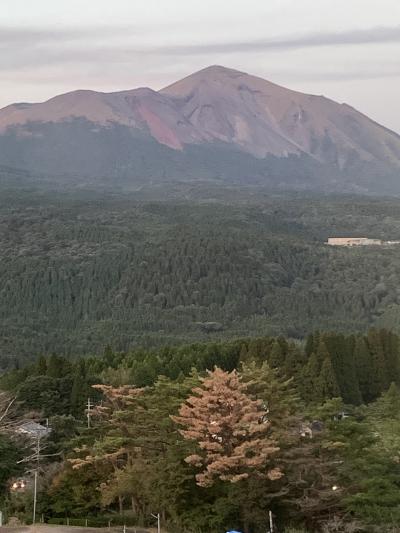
161,66,400,166
0,65,399,191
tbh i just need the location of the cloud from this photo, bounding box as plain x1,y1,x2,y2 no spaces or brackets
0,25,145,51
276,67,400,83
154,26,400,55
2,24,400,54
1,24,400,84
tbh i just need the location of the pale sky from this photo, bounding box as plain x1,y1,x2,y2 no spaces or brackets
2,0,400,132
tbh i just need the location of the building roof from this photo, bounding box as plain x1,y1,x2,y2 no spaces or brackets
17,421,51,437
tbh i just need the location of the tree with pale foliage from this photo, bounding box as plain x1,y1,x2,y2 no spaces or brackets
172,367,281,487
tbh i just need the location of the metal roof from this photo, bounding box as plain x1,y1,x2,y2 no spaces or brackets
17,421,51,437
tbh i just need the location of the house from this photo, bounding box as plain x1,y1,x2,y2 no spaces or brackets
16,421,51,438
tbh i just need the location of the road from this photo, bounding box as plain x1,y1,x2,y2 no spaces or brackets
0,527,155,533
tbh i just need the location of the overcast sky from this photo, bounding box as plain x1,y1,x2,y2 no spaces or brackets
2,0,400,132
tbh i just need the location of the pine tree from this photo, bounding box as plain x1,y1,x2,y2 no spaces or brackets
70,359,87,418
382,331,400,387
371,382,400,420
103,344,115,367
304,333,315,358
239,343,249,363
283,343,306,378
240,360,299,435
172,367,281,487
35,355,47,376
317,357,340,400
277,336,289,357
367,329,390,399
305,331,320,358
354,336,374,402
269,340,283,368
47,354,67,379
300,352,321,402
322,333,361,405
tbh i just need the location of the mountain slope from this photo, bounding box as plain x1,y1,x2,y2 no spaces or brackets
1,65,399,192
161,66,400,165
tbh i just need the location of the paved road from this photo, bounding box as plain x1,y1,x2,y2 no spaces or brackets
0,527,153,533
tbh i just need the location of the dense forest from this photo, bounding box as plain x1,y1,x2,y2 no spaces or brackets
1,179,400,367
2,176,400,531
1,330,400,532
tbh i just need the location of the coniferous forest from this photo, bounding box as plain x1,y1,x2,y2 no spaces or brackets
1,179,400,369
2,178,400,531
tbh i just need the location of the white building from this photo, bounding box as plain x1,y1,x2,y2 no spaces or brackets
326,237,383,246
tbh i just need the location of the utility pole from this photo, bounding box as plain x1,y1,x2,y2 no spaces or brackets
87,398,92,429
268,510,274,533
151,513,160,533
16,421,52,526
32,435,41,525
33,470,37,524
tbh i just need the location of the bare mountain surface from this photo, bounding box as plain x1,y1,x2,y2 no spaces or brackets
1,65,399,192
161,66,400,165
0,88,201,150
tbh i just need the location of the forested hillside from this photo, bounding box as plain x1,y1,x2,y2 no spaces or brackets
2,329,398,408
1,182,400,367
2,330,400,532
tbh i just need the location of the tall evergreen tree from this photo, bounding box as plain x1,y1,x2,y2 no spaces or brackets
367,329,390,399
70,359,88,418
35,355,47,376
240,360,299,433
47,354,69,379
283,343,306,379
269,340,284,368
300,352,321,402
304,333,315,358
382,331,400,387
317,356,340,400
354,335,374,402
323,333,361,404
370,382,400,420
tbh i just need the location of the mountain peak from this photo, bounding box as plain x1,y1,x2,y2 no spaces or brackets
160,64,291,105
164,64,246,85
161,65,255,94
0,65,400,193
192,64,247,76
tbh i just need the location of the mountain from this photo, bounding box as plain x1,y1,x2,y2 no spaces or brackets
1,65,400,193
161,66,400,164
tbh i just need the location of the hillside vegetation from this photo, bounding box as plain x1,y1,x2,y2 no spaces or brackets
1,182,400,367
2,330,400,532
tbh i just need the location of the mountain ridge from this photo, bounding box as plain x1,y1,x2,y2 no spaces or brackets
1,65,400,193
